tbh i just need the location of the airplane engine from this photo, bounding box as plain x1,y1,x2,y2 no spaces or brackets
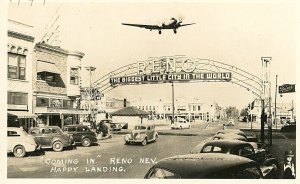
158,30,162,34
173,29,177,34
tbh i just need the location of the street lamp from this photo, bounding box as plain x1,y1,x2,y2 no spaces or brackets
171,82,175,124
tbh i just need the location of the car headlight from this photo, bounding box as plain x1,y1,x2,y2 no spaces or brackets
124,134,131,141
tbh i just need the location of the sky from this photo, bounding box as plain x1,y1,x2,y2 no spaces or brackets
7,0,297,110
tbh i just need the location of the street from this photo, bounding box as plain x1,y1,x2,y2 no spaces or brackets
8,133,211,178
7,121,295,178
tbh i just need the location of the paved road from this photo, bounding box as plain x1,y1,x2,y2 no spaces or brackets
7,120,295,178
7,134,210,178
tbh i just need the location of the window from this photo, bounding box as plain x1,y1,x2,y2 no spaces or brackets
8,53,26,80
50,98,63,108
63,100,73,109
7,92,28,105
7,131,20,137
64,127,76,132
37,72,55,83
36,97,49,107
70,68,79,85
198,105,201,111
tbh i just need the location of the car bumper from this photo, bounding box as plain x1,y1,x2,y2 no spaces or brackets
125,139,144,143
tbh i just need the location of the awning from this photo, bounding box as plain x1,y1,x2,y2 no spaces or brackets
8,111,37,118
37,61,61,74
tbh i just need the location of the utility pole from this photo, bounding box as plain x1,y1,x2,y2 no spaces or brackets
172,82,175,124
260,57,271,143
274,75,278,130
85,66,96,129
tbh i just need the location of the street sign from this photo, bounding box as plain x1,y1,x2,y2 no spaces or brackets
279,84,295,93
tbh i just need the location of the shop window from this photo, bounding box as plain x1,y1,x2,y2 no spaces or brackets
7,92,28,105
8,53,26,80
36,97,49,107
70,68,79,85
50,98,63,108
63,100,73,109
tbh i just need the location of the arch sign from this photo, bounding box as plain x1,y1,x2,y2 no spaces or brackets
109,57,232,86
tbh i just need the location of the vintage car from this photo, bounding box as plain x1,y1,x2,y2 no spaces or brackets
30,126,74,152
226,118,235,126
144,153,279,179
7,127,40,158
190,134,247,154
217,129,245,136
63,125,97,147
124,124,158,146
191,140,272,165
171,118,191,129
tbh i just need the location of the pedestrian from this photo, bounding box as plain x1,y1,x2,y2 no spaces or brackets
281,150,295,179
205,119,210,130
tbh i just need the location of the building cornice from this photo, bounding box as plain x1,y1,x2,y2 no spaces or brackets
8,30,34,42
35,42,68,55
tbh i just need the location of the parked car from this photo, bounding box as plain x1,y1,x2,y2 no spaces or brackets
144,153,279,179
7,127,40,158
63,125,97,147
216,129,247,138
190,134,247,154
226,118,235,126
30,126,74,152
124,124,158,146
191,140,271,165
171,118,191,129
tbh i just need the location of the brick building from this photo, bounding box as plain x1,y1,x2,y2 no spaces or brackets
32,42,86,128
7,19,36,132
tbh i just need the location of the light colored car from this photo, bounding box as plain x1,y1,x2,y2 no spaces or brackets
171,118,191,129
7,127,40,158
226,118,235,126
124,124,158,146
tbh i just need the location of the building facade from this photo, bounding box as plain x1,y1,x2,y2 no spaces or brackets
7,19,35,132
131,99,216,122
32,42,85,128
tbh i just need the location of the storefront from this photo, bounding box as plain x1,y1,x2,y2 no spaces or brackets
35,107,87,129
7,111,37,132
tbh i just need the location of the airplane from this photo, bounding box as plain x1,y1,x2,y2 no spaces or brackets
122,18,195,34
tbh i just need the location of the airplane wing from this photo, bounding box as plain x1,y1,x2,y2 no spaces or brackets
179,23,196,27
122,23,160,30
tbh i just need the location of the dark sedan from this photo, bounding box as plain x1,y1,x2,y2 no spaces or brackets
63,125,98,147
191,140,272,165
144,153,279,179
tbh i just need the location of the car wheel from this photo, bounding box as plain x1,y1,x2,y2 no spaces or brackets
124,141,130,145
52,141,63,152
82,138,91,147
13,145,26,158
141,138,147,146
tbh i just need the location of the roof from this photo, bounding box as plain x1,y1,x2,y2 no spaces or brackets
111,106,149,116
153,153,256,178
203,140,251,148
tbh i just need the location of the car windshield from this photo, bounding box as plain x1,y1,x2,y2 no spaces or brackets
135,126,146,130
